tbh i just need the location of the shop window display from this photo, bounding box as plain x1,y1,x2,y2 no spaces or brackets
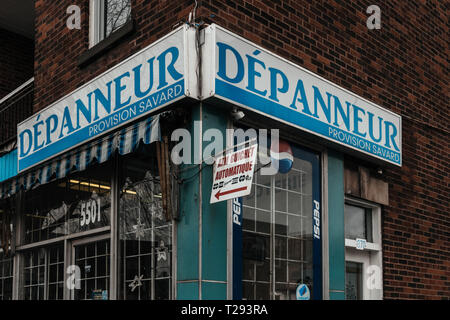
118,145,172,300
23,163,112,244
19,161,113,300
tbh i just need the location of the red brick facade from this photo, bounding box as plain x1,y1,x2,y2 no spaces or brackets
31,0,449,299
0,29,34,99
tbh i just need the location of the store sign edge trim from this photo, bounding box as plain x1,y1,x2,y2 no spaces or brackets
210,25,402,166
17,26,192,173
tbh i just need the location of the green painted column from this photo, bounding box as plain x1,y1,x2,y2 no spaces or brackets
200,103,228,300
177,103,228,300
177,104,201,299
328,150,346,300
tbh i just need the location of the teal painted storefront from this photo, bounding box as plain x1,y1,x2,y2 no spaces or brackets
177,103,229,300
175,103,346,300
0,103,346,300
0,105,346,301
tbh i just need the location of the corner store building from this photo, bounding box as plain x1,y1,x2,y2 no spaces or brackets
0,0,448,300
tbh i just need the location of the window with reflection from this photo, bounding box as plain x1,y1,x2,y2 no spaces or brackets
22,244,64,300
73,239,110,300
118,144,172,300
106,0,131,36
241,138,318,300
0,250,13,300
91,0,132,46
344,204,373,242
23,162,112,245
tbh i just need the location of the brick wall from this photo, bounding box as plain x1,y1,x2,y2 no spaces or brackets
0,29,34,99
34,0,193,112
33,0,449,299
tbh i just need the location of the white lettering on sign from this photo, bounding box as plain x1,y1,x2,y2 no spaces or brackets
210,144,258,204
232,198,241,226
313,200,320,240
80,198,101,226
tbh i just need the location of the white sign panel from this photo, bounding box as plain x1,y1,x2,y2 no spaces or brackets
202,24,402,166
17,25,198,172
210,144,257,204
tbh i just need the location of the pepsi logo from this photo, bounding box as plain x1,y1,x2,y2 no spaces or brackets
270,139,293,174
296,283,310,300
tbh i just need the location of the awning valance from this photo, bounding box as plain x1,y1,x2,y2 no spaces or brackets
0,115,160,199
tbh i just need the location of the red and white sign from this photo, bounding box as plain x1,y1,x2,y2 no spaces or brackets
210,144,258,204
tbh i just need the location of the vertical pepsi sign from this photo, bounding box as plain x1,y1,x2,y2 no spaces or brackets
311,154,322,300
294,146,322,300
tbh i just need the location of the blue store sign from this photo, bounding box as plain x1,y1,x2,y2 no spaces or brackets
202,24,402,166
17,25,198,173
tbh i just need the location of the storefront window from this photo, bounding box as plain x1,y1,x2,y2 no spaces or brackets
19,161,113,300
0,251,13,300
118,146,172,300
73,238,110,300
241,140,319,300
23,163,112,245
22,244,64,300
47,245,65,300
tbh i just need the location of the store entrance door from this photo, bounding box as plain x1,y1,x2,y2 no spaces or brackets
71,235,110,300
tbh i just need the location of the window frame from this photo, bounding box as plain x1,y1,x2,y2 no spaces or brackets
344,197,383,300
345,249,371,300
70,233,111,300
89,0,106,48
0,249,14,300
21,244,66,300
89,0,132,48
344,198,381,252
235,133,322,300
117,150,174,300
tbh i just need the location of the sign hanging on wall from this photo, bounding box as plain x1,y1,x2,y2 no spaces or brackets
201,24,402,166
17,25,198,173
210,144,258,204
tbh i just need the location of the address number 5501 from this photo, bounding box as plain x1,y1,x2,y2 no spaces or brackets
80,199,101,226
